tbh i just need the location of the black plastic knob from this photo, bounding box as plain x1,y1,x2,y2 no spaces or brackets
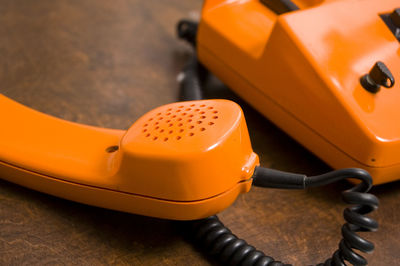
360,61,395,93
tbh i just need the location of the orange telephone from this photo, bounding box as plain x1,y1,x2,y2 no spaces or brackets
196,0,400,185
0,0,387,265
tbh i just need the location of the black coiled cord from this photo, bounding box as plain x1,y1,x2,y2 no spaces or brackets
177,19,379,266
177,20,198,47
188,168,378,266
307,169,379,266
188,215,289,266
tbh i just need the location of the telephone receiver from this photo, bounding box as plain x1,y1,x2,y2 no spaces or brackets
0,94,258,220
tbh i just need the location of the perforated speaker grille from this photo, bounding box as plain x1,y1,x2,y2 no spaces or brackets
141,102,219,142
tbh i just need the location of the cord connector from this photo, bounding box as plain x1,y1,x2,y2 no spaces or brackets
252,167,306,189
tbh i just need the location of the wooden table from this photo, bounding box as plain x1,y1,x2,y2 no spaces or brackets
1,1,399,265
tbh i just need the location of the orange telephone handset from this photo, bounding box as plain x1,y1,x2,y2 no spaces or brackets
0,94,258,220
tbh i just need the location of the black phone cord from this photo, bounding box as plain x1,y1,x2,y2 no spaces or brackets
187,168,378,266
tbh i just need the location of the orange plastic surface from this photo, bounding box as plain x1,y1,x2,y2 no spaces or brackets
0,94,258,220
198,0,400,184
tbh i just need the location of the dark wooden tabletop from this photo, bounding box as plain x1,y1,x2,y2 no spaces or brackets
0,1,399,265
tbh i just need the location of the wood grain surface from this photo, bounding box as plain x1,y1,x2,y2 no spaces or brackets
0,1,399,265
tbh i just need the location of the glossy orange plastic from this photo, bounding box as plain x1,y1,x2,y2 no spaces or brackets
0,94,258,220
198,0,400,184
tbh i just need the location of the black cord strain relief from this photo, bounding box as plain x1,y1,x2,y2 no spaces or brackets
252,166,306,189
